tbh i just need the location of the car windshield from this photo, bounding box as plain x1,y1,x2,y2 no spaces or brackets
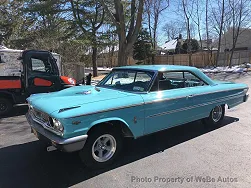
97,69,155,92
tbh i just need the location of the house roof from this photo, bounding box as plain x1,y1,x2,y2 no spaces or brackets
0,46,60,56
160,40,177,51
0,46,23,53
215,28,251,51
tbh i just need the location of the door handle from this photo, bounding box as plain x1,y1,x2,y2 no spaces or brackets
186,95,194,99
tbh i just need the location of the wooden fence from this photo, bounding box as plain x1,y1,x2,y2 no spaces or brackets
63,50,251,80
97,50,251,68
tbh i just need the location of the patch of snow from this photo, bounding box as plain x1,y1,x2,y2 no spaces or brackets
99,45,119,55
201,64,249,73
161,40,177,51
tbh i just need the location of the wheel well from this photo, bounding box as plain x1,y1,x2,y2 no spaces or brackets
87,120,134,138
0,92,14,103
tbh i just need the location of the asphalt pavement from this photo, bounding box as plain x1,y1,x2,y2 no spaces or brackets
0,72,251,188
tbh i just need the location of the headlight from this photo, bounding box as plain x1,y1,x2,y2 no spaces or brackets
68,78,76,85
52,118,64,133
244,88,249,94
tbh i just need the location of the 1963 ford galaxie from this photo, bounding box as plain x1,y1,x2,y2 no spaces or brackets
26,65,249,168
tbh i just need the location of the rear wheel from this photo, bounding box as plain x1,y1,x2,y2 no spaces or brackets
202,105,225,126
0,98,13,116
79,127,123,169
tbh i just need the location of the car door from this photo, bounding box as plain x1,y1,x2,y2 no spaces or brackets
182,71,212,121
22,50,61,95
141,71,196,135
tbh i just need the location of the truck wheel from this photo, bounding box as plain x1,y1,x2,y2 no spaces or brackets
0,98,13,116
79,127,123,169
202,105,225,126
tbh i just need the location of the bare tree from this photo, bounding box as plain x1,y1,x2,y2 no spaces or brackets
212,0,225,67
70,0,105,76
162,21,186,41
99,0,144,66
144,0,169,63
192,0,203,49
181,0,193,66
204,0,214,66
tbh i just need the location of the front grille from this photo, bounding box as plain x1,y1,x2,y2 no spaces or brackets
30,107,52,127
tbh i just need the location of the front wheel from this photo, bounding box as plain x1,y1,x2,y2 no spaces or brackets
79,128,123,169
0,98,13,116
202,105,225,126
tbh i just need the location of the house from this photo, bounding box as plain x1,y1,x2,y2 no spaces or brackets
219,28,251,52
160,39,178,53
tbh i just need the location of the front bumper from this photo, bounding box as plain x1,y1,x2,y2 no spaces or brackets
244,94,249,102
26,113,88,152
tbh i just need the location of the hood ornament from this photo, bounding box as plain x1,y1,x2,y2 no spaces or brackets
76,90,92,95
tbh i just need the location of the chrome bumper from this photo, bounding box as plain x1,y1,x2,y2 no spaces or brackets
244,94,249,102
26,113,88,152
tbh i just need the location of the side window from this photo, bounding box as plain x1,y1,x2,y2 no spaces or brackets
159,72,185,91
30,57,54,74
31,58,46,72
184,72,206,87
135,72,152,82
134,72,152,91
0,55,3,63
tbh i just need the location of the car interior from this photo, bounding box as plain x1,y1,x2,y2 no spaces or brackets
151,71,206,91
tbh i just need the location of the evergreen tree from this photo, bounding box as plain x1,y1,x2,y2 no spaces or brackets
70,0,105,76
0,0,25,46
133,29,153,64
182,39,199,53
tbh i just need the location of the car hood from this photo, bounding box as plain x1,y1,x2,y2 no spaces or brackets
27,86,136,115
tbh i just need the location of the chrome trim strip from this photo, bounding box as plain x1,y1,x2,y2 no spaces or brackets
146,93,244,118
64,103,145,119
145,88,245,105
147,70,159,92
191,88,245,97
65,89,245,119
145,95,187,105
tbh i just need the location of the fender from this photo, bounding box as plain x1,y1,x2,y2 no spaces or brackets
89,117,135,138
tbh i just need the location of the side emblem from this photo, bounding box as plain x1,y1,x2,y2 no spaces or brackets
72,121,81,125
133,117,137,124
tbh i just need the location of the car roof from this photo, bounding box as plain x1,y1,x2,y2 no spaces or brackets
113,65,198,72
113,65,216,86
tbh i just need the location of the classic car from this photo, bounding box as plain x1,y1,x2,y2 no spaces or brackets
26,65,249,168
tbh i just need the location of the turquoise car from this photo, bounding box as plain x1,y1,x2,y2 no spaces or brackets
26,65,249,168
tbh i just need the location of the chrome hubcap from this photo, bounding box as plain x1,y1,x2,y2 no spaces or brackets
0,103,7,111
212,105,222,122
92,134,116,162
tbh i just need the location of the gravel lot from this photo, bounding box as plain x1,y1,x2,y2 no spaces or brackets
0,72,250,188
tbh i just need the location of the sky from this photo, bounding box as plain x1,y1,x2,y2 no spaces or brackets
152,1,187,46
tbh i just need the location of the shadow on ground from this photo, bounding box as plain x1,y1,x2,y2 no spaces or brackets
0,116,238,188
1,106,28,119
